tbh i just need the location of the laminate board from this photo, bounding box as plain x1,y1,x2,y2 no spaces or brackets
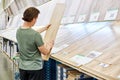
54,22,110,49
35,1,56,26
51,21,120,79
80,23,120,80
113,0,120,20
51,22,112,63
64,0,81,16
42,3,65,60
98,0,113,21
75,0,93,22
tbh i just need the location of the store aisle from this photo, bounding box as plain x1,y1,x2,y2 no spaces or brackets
0,50,13,80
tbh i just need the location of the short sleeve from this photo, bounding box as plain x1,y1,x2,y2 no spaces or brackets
35,32,44,47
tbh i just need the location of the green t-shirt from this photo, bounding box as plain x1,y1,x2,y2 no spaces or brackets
16,27,44,70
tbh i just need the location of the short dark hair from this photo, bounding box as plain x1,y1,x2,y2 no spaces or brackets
22,7,40,22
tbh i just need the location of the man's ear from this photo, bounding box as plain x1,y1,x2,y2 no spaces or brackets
32,18,36,22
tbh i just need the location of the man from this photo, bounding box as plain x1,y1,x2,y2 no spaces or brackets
16,7,54,80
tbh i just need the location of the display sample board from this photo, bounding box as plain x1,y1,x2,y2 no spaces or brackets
42,3,65,60
51,21,120,79
81,24,120,80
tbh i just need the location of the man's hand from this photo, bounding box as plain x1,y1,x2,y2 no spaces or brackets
38,40,54,55
45,24,51,30
36,24,51,33
45,40,54,51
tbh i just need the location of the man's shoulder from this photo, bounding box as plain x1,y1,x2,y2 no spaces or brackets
31,29,39,34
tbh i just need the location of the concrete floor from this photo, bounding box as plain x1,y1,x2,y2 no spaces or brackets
0,50,14,80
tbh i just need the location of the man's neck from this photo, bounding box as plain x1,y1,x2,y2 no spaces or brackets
22,22,33,28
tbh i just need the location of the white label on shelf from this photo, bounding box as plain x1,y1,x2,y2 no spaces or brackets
78,14,86,22
86,51,103,59
70,54,92,66
89,12,100,22
104,9,118,20
99,63,109,68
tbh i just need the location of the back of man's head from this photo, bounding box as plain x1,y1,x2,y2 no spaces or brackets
22,7,40,22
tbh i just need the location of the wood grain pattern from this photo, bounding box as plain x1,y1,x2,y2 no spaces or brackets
51,21,120,79
41,3,65,60
75,0,93,22
64,0,81,16
80,23,120,80
114,0,120,20
70,0,120,22
97,0,112,21
52,23,113,66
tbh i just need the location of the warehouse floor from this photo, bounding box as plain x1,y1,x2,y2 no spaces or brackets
0,50,13,80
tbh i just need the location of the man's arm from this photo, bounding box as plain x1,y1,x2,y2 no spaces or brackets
36,24,51,33
38,41,54,55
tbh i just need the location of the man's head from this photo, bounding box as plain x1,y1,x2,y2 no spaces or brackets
22,7,40,22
